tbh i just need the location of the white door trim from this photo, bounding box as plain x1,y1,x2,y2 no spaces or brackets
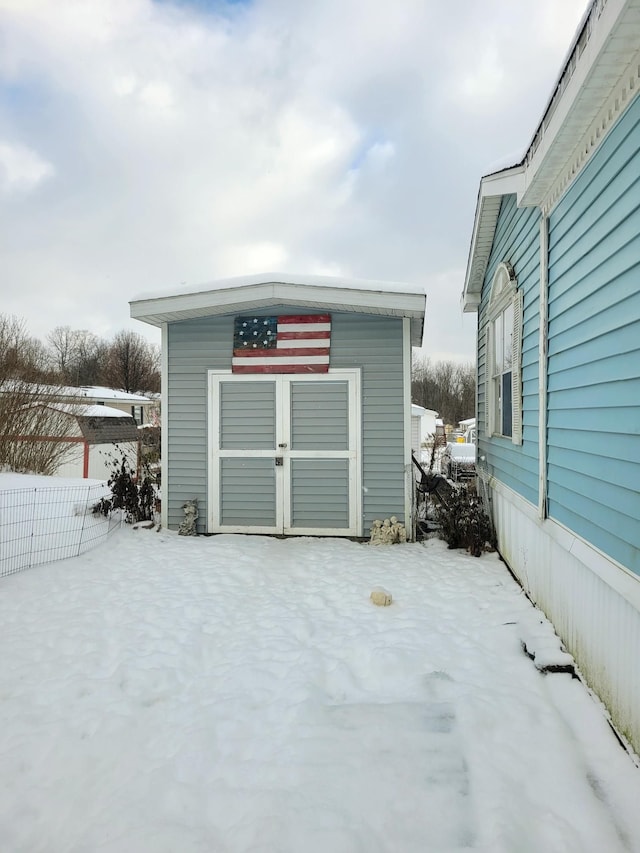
208,371,283,534
208,369,362,536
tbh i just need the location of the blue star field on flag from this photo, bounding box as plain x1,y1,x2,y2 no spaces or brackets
233,316,278,350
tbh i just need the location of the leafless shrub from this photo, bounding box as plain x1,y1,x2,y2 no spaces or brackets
0,315,84,474
0,384,84,475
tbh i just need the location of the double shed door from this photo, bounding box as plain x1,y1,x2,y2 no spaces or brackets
209,370,361,535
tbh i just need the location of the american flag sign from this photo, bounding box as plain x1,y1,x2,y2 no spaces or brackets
232,314,331,374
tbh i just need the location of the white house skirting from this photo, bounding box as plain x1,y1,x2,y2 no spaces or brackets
486,476,640,755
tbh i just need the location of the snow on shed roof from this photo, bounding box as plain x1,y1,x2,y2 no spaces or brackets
21,402,130,419
79,387,153,404
77,404,131,418
1,382,152,404
130,272,427,346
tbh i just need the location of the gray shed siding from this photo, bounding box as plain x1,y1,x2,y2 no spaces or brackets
290,459,350,528
290,381,349,450
220,457,276,527
477,195,541,506
166,307,405,534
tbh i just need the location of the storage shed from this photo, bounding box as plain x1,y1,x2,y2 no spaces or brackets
130,273,426,537
8,403,140,480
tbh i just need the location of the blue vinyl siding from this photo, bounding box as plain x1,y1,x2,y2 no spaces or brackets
477,195,540,505
547,93,640,575
166,309,405,533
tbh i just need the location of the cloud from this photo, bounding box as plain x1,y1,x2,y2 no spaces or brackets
454,44,505,107
0,141,54,193
216,240,290,277
0,0,589,361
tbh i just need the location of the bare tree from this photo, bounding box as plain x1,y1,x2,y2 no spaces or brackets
47,326,76,379
103,331,160,394
0,314,82,474
455,362,476,425
47,327,108,386
0,314,52,383
412,357,476,427
0,314,29,380
74,331,108,386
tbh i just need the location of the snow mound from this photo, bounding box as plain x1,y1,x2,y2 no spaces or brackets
519,609,576,674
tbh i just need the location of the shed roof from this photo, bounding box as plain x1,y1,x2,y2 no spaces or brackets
43,402,131,419
78,387,153,404
0,382,152,405
16,403,140,444
76,415,139,444
130,272,426,347
411,404,438,418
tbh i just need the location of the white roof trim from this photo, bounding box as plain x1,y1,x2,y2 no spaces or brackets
42,402,132,418
461,167,524,312
520,0,640,209
130,274,427,347
79,386,153,404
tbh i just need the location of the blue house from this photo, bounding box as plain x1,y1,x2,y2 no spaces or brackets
462,0,640,753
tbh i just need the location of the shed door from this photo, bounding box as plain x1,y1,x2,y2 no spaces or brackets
209,371,361,536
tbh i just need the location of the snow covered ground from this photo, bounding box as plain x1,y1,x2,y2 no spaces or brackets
1,527,639,852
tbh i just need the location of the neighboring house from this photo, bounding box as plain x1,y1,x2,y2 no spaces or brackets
412,405,439,447
411,404,440,470
411,404,426,455
1,383,155,426
131,273,426,538
462,0,640,752
458,417,476,443
60,386,155,426
10,404,140,480
422,408,438,442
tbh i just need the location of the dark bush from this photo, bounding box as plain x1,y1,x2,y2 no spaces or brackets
92,451,156,524
434,484,495,557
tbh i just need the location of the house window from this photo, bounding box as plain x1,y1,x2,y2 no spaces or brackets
493,300,514,436
485,262,523,445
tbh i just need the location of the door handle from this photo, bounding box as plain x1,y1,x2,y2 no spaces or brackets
278,443,287,448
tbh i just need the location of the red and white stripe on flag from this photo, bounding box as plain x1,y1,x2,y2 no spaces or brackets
232,314,331,374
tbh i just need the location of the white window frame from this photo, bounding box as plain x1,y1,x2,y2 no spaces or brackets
485,262,523,446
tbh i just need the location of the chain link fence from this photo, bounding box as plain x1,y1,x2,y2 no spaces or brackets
0,482,121,578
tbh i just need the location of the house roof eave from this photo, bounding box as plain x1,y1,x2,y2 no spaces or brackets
462,1,640,314
461,167,525,313
519,0,640,209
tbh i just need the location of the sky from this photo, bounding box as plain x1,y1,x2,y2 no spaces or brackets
0,0,589,363
2,483,640,850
